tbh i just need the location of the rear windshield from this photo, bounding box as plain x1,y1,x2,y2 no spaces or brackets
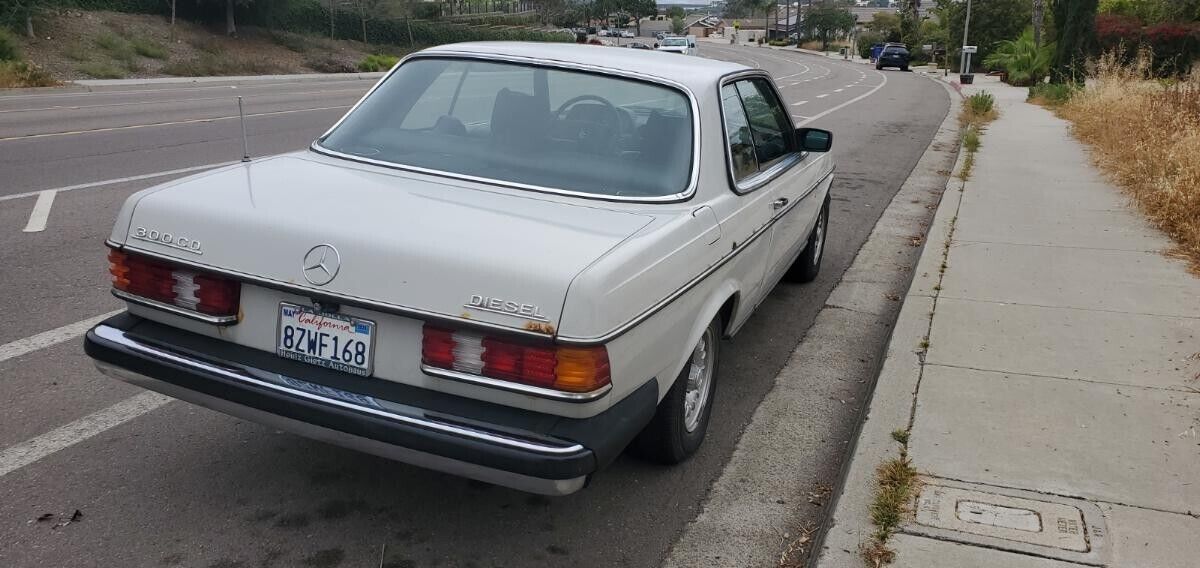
317,58,695,199
883,47,908,55
663,38,688,46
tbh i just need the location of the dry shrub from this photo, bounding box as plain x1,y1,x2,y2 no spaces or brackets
1061,48,1200,272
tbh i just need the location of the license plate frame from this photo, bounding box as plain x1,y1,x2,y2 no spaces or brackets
276,302,376,377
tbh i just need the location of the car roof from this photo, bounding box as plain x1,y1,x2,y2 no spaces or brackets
419,42,749,92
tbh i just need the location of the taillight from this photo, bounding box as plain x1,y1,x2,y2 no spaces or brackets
421,324,610,393
108,248,240,318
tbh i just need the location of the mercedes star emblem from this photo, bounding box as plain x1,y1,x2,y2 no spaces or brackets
302,244,341,286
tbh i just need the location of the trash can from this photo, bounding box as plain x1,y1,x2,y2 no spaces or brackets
960,73,974,84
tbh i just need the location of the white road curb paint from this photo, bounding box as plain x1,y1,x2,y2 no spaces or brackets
0,310,122,364
791,100,809,106
0,391,171,477
0,104,351,142
0,160,246,203
22,190,56,232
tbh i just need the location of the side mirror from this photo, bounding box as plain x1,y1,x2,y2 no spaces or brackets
797,128,833,152
689,43,696,48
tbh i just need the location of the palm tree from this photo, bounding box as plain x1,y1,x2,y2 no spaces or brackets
984,28,1054,85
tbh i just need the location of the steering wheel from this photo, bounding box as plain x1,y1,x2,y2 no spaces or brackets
553,95,622,152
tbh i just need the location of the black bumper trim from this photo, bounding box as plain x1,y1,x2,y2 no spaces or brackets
84,314,657,484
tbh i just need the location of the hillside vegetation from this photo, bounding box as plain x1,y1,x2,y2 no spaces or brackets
1,0,569,84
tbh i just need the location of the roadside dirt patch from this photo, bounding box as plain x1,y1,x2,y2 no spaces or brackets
19,10,382,81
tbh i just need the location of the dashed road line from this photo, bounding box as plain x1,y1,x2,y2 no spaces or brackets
0,160,247,203
816,94,830,98
22,190,56,232
0,310,122,364
0,391,172,478
0,104,350,142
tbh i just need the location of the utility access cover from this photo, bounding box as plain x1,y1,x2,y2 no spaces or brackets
915,485,1089,552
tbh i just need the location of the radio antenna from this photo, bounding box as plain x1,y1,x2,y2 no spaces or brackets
238,96,251,162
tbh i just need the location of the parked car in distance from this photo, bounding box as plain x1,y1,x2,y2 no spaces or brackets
627,42,653,49
85,42,836,496
656,35,698,56
597,28,610,37
877,44,910,71
619,30,635,38
655,31,666,41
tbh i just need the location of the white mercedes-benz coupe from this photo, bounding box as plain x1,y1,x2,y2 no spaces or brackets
85,42,835,495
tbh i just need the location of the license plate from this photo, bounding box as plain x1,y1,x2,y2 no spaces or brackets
276,303,376,376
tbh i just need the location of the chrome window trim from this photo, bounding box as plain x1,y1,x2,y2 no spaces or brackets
93,324,585,456
557,169,834,346
717,70,807,195
112,289,238,325
421,365,612,403
107,240,557,342
309,51,702,204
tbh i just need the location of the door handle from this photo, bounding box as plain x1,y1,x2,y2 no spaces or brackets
772,197,789,211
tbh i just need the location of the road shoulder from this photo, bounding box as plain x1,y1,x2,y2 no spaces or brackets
662,76,960,568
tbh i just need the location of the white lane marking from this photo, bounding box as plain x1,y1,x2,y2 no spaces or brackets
791,100,809,106
0,78,374,102
0,160,244,203
22,190,56,232
0,310,122,364
834,89,844,93
0,104,350,142
816,94,830,98
0,87,366,115
795,69,889,128
791,115,811,120
0,392,171,477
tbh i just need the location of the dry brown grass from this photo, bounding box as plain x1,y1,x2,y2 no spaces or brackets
860,430,919,567
1060,49,1200,273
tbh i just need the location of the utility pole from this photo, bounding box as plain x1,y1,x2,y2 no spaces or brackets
959,0,973,82
1032,0,1045,45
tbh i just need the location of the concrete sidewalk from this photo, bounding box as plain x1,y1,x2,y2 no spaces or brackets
813,78,1200,567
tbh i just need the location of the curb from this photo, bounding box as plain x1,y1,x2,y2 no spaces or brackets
808,77,967,568
71,72,386,88
662,67,960,568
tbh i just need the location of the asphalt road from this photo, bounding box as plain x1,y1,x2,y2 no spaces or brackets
0,44,948,568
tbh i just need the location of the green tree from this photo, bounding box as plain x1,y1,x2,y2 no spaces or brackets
867,12,903,42
667,5,685,20
1099,0,1200,23
671,14,684,34
619,0,656,36
934,0,1031,71
802,3,855,50
1052,0,1099,81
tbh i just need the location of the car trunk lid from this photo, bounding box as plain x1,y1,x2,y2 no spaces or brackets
119,153,653,333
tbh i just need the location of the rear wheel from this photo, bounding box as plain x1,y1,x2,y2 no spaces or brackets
901,65,910,72
784,194,830,283
876,64,884,70
631,318,721,464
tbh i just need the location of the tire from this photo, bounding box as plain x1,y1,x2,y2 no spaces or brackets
876,64,883,70
901,65,910,72
631,318,721,464
784,194,830,283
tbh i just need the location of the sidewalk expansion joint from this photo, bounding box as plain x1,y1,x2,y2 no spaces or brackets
933,295,1200,321
924,362,1200,395
954,238,1166,254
